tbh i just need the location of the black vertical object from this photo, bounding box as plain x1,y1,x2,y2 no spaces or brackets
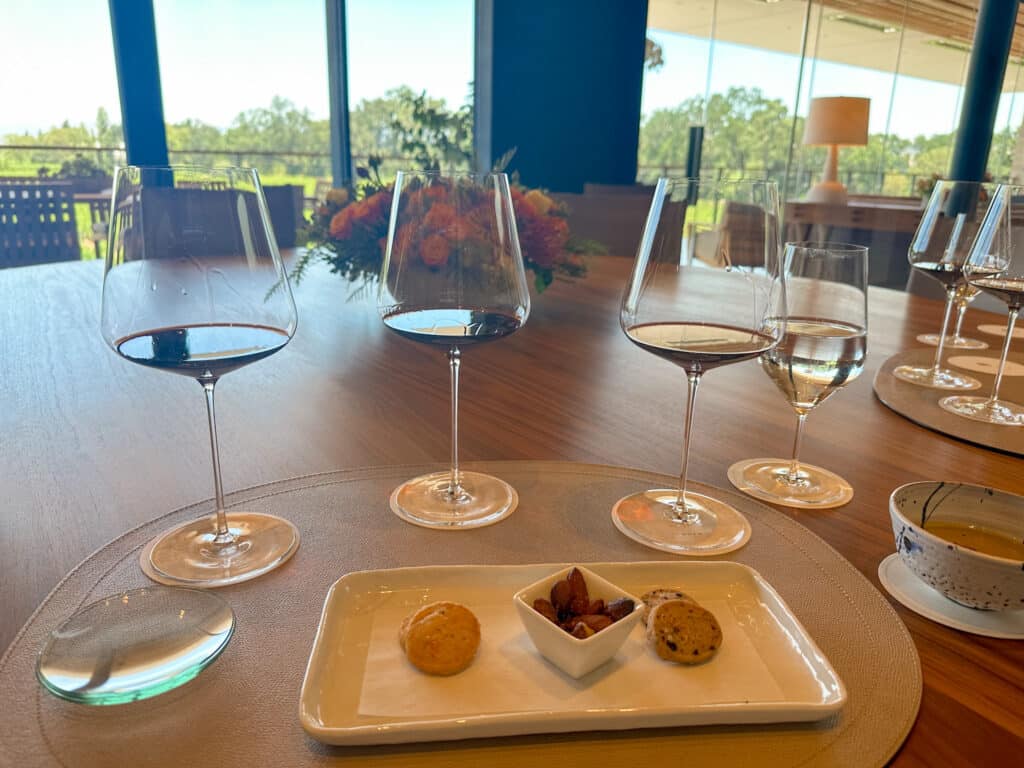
108,0,169,166
948,0,1019,182
476,0,648,192
326,0,352,186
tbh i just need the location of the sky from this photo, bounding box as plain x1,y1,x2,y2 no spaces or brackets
1,0,1022,141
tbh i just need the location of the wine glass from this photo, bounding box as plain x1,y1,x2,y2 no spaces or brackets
940,184,1024,426
728,242,868,509
916,282,988,350
378,171,530,528
613,178,786,555
893,180,991,390
100,166,300,586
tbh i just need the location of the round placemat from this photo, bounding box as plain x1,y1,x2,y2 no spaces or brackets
874,349,1024,456
0,462,919,768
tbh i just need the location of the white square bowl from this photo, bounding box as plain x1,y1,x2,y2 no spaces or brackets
512,564,644,679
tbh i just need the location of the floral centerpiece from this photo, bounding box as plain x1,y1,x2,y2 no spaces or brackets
292,158,594,295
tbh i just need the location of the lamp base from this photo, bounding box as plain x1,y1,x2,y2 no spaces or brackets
806,180,848,205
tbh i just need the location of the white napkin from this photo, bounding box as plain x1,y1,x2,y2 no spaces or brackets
357,594,786,718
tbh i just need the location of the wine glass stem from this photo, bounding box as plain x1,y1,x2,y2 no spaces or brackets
673,372,701,523
786,412,808,483
952,301,968,340
201,380,234,546
987,309,1019,404
930,288,956,373
447,346,463,498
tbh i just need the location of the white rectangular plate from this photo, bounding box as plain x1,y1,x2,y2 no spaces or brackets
299,561,846,745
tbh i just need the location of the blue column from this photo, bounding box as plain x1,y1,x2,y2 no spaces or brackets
948,0,1019,181
108,0,169,166
325,0,352,186
475,0,648,192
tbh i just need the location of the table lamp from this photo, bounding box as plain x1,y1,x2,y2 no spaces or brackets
803,96,870,205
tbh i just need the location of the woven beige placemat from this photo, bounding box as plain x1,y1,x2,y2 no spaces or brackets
873,349,1024,456
0,462,920,768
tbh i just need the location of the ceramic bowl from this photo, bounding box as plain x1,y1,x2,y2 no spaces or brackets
513,565,644,678
889,482,1024,610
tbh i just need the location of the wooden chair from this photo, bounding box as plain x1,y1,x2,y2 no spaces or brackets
582,182,656,197
0,181,80,267
262,185,304,249
551,192,657,258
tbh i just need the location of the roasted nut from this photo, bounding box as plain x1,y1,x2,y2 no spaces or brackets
550,579,573,612
570,621,595,639
586,599,605,615
567,567,589,603
579,614,613,631
533,598,558,624
570,596,591,615
606,597,635,621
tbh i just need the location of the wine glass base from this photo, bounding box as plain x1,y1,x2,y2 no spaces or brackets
610,489,751,556
36,586,233,705
140,512,300,588
938,395,1024,426
389,470,518,529
916,333,988,350
892,364,981,391
726,458,854,509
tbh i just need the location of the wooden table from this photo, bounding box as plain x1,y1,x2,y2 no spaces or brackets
1,256,1022,765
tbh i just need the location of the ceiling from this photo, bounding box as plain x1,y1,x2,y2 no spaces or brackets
648,0,1024,92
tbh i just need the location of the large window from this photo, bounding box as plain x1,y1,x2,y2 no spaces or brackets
153,0,330,192
346,0,475,181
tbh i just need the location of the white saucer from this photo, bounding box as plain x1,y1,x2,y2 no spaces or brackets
877,554,1024,639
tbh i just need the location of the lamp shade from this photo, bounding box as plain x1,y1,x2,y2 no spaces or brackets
803,97,870,147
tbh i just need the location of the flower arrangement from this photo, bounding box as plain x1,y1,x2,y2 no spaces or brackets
292,159,594,294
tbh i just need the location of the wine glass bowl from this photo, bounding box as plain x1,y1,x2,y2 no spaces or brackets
613,178,785,555
939,184,1024,426
893,180,992,390
378,171,529,529
101,165,299,587
728,242,868,509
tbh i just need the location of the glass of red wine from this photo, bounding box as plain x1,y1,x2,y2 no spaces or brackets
100,165,299,587
893,180,991,390
378,171,529,529
940,184,1024,426
613,178,786,555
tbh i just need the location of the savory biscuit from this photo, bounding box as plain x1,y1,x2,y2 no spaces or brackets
645,599,722,664
401,601,480,676
640,588,697,626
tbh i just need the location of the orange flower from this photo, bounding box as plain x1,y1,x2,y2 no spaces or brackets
424,202,456,232
421,234,450,267
329,207,357,239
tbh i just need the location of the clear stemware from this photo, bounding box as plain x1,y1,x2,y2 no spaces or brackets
893,180,992,390
100,165,300,586
728,242,868,509
940,184,1024,426
612,177,786,555
378,171,530,528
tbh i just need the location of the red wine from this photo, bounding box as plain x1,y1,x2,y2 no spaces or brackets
116,323,290,379
912,261,964,288
968,276,1024,310
626,322,776,373
383,308,522,346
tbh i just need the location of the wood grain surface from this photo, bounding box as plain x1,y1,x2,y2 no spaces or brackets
1,255,1022,765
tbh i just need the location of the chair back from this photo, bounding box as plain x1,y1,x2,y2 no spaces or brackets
263,185,304,249
0,181,81,267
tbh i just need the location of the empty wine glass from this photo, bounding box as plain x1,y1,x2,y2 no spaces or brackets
894,180,991,390
101,166,300,586
728,242,868,508
613,178,786,555
940,184,1024,426
378,171,530,528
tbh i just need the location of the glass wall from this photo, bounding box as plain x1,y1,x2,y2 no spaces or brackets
345,0,475,181
0,0,123,181
153,0,330,192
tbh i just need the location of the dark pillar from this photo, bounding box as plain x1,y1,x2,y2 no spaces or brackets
325,0,352,186
108,0,169,166
475,0,648,192
948,0,1019,181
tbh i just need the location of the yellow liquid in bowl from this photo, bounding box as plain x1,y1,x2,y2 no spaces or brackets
924,521,1024,560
